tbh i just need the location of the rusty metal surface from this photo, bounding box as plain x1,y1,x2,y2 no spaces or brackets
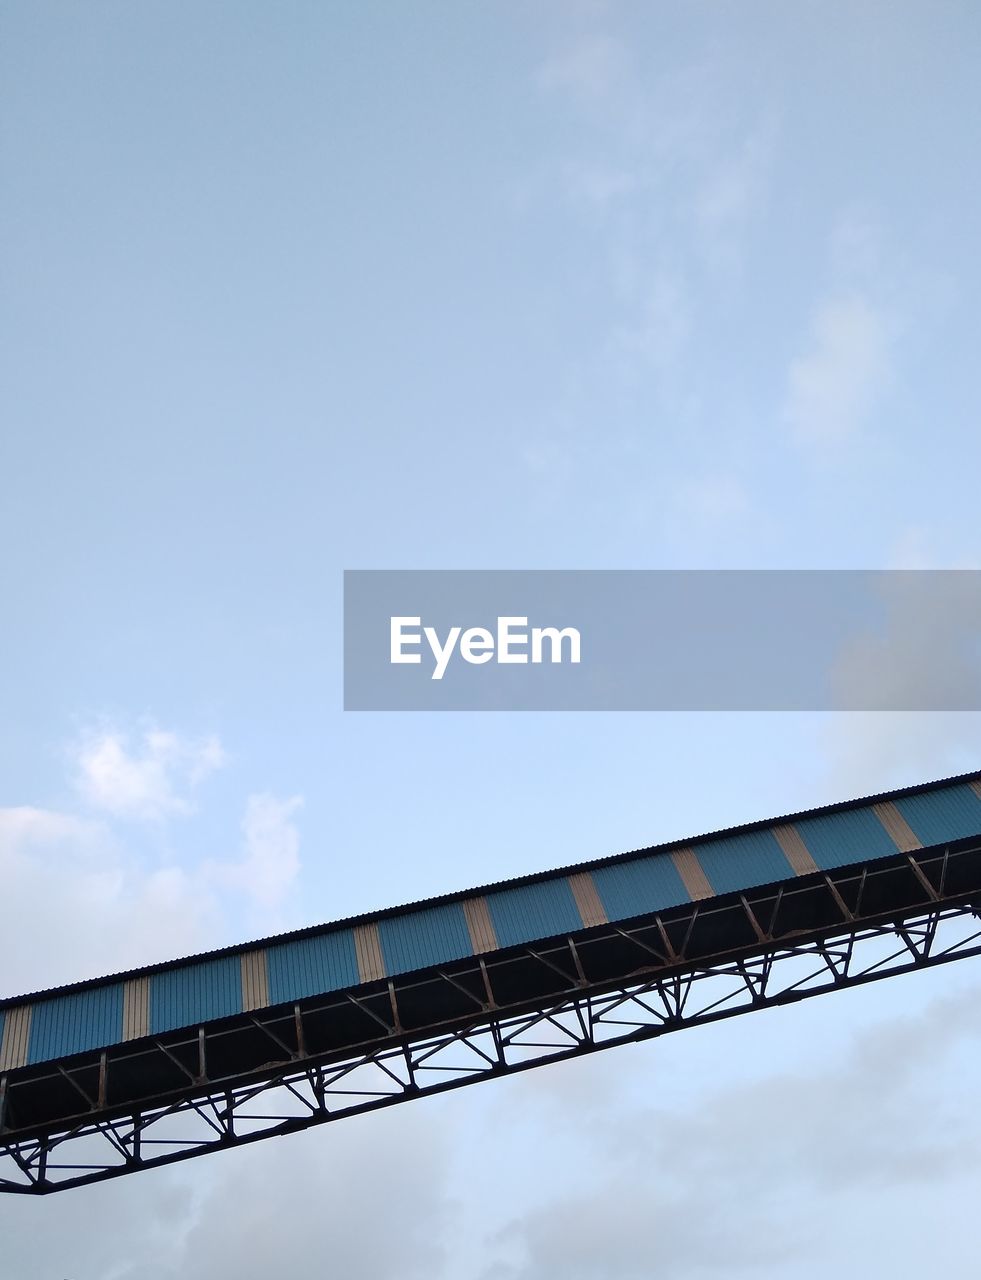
670,847,714,901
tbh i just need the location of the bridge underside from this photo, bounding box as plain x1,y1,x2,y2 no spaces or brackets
3,839,981,1193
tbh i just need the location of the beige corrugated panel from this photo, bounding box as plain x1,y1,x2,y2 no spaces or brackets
354,923,386,983
971,779,981,803
462,897,498,954
0,1005,31,1071
671,847,714,901
122,976,149,1041
568,872,608,927
240,950,270,1012
772,824,820,876
873,801,923,852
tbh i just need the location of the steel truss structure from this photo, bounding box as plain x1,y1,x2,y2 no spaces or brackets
3,839,981,1194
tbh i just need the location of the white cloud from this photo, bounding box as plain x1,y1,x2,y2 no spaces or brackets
887,525,937,570
526,17,776,477
72,725,226,821
0,1102,456,1280
829,206,886,283
822,712,981,797
212,791,303,911
0,806,220,995
474,979,981,1280
537,32,628,105
830,572,981,713
0,788,304,997
119,1108,453,1280
784,292,895,447
560,160,638,211
694,124,773,278
0,805,103,851
0,729,300,994
610,267,693,373
674,472,751,525
821,537,981,791
652,471,768,563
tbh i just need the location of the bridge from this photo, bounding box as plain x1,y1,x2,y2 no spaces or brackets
2,770,981,1194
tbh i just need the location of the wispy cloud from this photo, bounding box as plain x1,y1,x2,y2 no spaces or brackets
475,982,981,1279
822,711,981,797
0,1090,455,1279
115,1106,453,1280
212,791,303,912
72,724,226,821
784,292,896,448
536,32,629,106
525,15,776,529
821,533,981,792
0,805,219,994
609,266,692,374
0,723,306,993
673,472,751,526
830,572,981,713
694,123,773,279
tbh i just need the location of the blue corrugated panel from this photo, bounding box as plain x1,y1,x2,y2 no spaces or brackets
267,929,360,1005
592,853,691,922
150,956,242,1035
695,829,793,896
487,878,583,949
895,783,981,848
28,984,124,1064
379,903,472,976
793,807,897,869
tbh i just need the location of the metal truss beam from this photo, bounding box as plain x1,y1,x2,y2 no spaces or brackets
2,842,981,1194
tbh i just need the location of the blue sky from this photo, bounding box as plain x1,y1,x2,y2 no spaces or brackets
2,2,980,1275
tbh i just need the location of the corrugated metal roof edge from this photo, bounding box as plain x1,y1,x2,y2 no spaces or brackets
4,765,980,1011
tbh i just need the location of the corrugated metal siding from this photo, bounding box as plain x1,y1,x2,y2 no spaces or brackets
378,903,472,977
241,951,270,1012
568,872,608,927
267,930,360,1005
463,897,499,954
671,847,714,900
793,807,898,870
772,824,819,876
28,984,124,1064
122,977,149,1041
486,878,583,949
592,853,691,922
894,783,981,849
0,1007,30,1071
150,956,242,1036
353,923,386,983
872,801,922,852
694,829,793,896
